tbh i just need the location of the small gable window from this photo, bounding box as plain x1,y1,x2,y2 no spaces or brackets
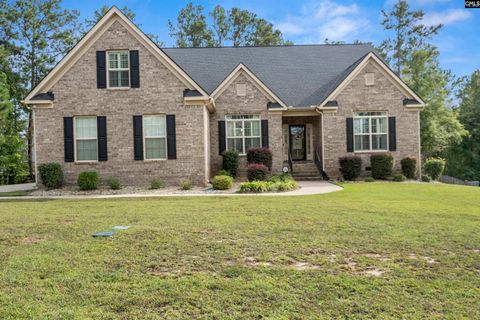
236,83,246,96
365,72,375,86
107,51,130,88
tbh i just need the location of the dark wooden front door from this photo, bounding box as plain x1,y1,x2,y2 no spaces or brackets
289,125,306,161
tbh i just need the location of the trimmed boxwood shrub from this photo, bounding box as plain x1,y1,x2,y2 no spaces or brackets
370,154,394,179
107,177,121,190
247,163,268,181
180,179,192,190
239,180,299,193
401,157,417,179
38,163,63,189
421,175,431,182
246,147,272,170
364,177,375,182
222,149,239,177
212,175,234,190
392,173,406,182
150,179,165,189
77,171,99,190
423,158,445,180
339,156,362,180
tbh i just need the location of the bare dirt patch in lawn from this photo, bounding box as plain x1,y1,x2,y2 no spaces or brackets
21,236,46,244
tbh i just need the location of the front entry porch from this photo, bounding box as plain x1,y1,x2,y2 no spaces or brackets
282,115,324,180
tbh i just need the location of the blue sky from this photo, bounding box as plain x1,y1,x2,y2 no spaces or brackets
62,0,480,77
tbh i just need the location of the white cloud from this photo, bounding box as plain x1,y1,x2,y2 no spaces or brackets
422,9,472,26
276,1,369,43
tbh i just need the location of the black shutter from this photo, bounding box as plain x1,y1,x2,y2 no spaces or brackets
130,50,140,88
218,120,226,155
346,118,354,152
389,116,396,151
261,119,269,148
64,117,74,162
166,115,176,159
96,51,106,89
133,115,143,160
97,116,108,161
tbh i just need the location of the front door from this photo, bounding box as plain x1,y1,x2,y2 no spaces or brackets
289,125,306,161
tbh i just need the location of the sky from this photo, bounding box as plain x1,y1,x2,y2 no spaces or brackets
62,0,480,77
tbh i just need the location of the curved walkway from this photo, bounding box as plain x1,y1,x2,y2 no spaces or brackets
0,181,342,200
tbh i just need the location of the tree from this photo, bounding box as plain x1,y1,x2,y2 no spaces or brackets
249,18,283,46
168,2,214,48
446,71,480,180
85,5,163,47
403,48,465,159
228,8,255,46
210,5,229,47
2,0,81,179
379,0,442,75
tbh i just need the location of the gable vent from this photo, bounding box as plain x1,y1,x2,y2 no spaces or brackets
236,83,246,96
365,73,375,86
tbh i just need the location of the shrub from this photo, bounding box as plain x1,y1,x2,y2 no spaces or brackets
180,179,192,190
38,163,63,189
246,147,272,170
421,175,431,182
150,179,164,189
107,177,121,190
364,177,375,182
339,156,362,180
401,157,417,179
423,158,445,180
392,174,406,182
217,169,232,177
239,180,299,193
222,149,239,177
370,154,394,179
247,163,268,181
270,172,293,183
212,175,233,190
77,171,99,190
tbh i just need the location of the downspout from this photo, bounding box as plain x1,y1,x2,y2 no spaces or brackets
315,108,325,171
32,106,38,185
417,110,422,178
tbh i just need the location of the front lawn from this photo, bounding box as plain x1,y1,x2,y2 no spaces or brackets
0,183,479,319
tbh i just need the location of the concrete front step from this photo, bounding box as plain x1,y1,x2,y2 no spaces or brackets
292,175,323,181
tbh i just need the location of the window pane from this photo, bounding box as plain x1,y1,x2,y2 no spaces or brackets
354,135,370,151
372,134,387,150
77,140,97,161
226,115,259,120
120,52,129,68
354,118,369,134
244,120,260,136
108,53,118,69
372,117,387,133
145,138,166,159
109,71,119,87
120,71,129,87
75,117,97,139
226,122,235,137
144,115,165,137
235,121,243,136
227,138,243,153
245,137,260,151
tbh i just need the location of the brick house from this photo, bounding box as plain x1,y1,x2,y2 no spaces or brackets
23,7,425,186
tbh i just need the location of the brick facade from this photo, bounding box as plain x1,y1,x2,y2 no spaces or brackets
33,20,421,187
34,21,209,186
322,61,421,178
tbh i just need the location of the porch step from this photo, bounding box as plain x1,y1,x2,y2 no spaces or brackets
290,161,322,180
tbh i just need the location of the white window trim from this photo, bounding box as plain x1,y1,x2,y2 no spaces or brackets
225,115,262,155
143,114,167,161
106,50,130,89
74,116,98,163
353,111,389,153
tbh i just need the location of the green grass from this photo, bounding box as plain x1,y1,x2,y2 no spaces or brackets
0,183,479,319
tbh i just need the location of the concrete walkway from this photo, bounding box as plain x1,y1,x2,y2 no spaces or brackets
0,181,342,200
0,183,36,193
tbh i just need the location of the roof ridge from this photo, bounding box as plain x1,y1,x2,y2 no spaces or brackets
162,43,374,50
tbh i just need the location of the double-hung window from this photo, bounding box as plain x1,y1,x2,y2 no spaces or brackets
143,115,167,160
75,117,98,161
226,115,261,154
353,112,388,151
107,51,130,88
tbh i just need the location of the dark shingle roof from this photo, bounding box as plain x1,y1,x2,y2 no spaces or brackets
32,92,54,101
163,44,374,107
